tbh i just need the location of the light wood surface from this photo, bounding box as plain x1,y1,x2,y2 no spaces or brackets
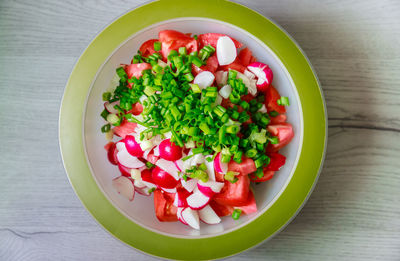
1,0,399,260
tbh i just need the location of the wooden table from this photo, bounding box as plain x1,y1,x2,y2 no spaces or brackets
1,0,399,260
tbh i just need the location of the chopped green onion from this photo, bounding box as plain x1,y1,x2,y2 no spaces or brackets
100,109,109,120
226,125,240,134
102,92,111,101
190,83,201,93
240,100,249,110
277,96,290,106
232,209,242,220
148,187,156,194
228,70,237,79
255,168,264,178
269,136,279,144
269,111,279,117
179,47,187,55
229,92,241,104
191,56,204,67
106,114,120,126
245,148,257,158
146,161,155,169
224,171,239,183
233,150,243,163
101,124,111,133
254,157,265,168
153,41,161,51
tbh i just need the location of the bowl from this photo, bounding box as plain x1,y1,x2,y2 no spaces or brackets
59,0,326,259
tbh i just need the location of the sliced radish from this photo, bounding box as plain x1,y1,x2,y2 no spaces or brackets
117,149,145,169
216,36,237,66
214,152,228,174
181,207,200,229
247,62,273,92
104,100,120,114
156,159,180,180
236,71,257,96
107,142,118,165
134,179,146,188
199,205,221,224
141,169,157,189
197,181,224,197
187,188,211,210
116,141,126,152
158,139,183,161
160,187,177,194
124,135,144,157
112,176,135,201
215,70,228,86
244,69,256,80
219,84,232,99
118,164,131,177
173,189,190,207
193,71,215,89
181,178,198,193
153,145,160,156
177,207,188,225
151,166,179,189
174,159,184,172
204,159,215,181
130,169,141,180
135,186,151,196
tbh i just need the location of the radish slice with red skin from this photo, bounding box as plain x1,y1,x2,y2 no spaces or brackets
214,152,228,174
104,100,120,114
247,62,274,92
124,135,144,157
118,164,132,177
186,188,211,210
107,142,118,165
199,205,221,224
173,189,190,207
151,166,179,189
204,158,215,181
174,159,184,172
116,141,126,152
112,176,135,201
181,207,200,229
155,159,179,180
158,139,183,161
177,207,188,225
193,71,215,89
181,178,198,192
216,36,237,66
134,179,146,188
160,187,177,194
141,169,157,189
135,186,151,196
117,149,145,169
197,181,224,197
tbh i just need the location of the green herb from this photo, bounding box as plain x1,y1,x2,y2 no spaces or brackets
277,96,290,106
232,209,242,220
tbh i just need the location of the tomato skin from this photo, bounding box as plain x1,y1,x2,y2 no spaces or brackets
228,157,257,176
209,200,234,217
250,168,275,182
124,63,152,87
270,114,287,124
265,85,286,114
192,54,218,75
113,120,137,139
235,190,257,214
219,58,246,73
215,171,225,182
139,39,157,57
266,152,286,171
267,123,294,152
214,175,250,206
240,93,255,103
154,189,178,222
197,33,243,49
238,47,253,67
159,30,198,59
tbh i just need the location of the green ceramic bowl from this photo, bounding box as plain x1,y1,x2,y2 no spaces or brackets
59,0,326,259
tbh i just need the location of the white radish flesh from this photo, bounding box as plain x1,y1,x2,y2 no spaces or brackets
219,84,232,99
216,36,237,65
199,205,221,224
155,159,180,180
215,70,228,86
187,188,211,210
104,100,120,114
112,176,135,201
117,149,145,169
204,159,215,181
181,178,198,193
181,207,200,229
193,71,215,89
177,207,188,225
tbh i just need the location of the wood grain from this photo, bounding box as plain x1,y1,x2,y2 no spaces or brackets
1,0,399,260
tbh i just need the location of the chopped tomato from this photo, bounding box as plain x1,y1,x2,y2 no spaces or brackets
235,190,257,214
267,123,294,152
209,200,234,217
191,54,219,75
139,39,158,57
104,142,114,151
270,114,287,124
113,120,137,139
250,168,275,182
215,171,225,182
197,33,243,49
241,93,255,103
219,58,246,73
124,63,152,87
265,85,286,114
154,189,178,222
228,157,257,175
214,175,250,206
159,30,198,59
238,47,253,67
126,102,143,115
266,152,286,171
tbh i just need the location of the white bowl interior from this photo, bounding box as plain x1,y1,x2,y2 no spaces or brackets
84,18,302,237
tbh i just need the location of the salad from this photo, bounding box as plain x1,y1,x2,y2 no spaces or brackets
101,30,294,229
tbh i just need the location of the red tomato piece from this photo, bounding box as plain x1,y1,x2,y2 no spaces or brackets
209,200,234,217
235,190,257,214
126,102,143,116
228,157,257,176
267,123,294,152
104,142,114,151
266,152,286,171
197,33,243,49
219,58,246,73
270,114,287,124
265,85,286,114
241,93,255,103
192,54,219,75
215,171,225,182
159,30,198,59
238,47,253,67
250,168,275,182
214,175,250,206
123,63,152,87
139,39,158,57
113,120,137,139
154,189,178,222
